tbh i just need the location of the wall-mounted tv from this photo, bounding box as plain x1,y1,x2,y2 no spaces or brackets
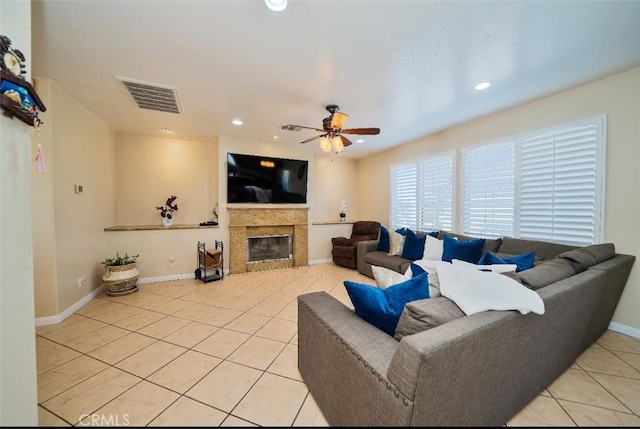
227,152,308,204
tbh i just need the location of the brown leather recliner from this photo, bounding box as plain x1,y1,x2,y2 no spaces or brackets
332,221,381,269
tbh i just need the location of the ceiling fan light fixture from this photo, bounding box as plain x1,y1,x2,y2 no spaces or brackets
265,0,287,12
333,136,344,152
320,136,331,152
474,81,491,90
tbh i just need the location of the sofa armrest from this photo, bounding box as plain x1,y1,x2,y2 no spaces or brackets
357,239,379,275
297,292,412,426
332,236,351,246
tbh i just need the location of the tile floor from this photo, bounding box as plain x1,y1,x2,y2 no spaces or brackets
36,263,640,426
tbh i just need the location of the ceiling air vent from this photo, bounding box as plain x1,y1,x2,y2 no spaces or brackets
280,124,303,131
116,76,182,114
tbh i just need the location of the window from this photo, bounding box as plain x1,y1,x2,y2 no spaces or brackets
391,152,455,232
460,116,605,245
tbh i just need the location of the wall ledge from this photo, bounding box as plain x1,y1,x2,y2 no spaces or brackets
104,224,218,231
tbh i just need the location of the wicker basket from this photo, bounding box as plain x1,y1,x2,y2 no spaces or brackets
103,263,140,296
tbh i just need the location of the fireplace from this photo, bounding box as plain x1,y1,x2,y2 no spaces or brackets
228,207,309,273
247,235,293,263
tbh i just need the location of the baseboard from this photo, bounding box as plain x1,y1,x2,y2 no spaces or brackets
608,322,640,339
309,258,332,265
35,284,105,327
137,272,195,284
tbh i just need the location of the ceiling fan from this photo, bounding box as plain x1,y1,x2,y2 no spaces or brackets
283,104,381,152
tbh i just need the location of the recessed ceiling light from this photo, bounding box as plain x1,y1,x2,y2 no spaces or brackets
273,135,278,140
356,139,364,143
265,0,287,12
232,119,243,126
474,82,491,90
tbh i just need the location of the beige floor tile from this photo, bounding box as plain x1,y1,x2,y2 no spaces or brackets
108,291,174,309
227,336,286,371
42,367,141,424
115,340,187,378
194,291,238,307
112,309,165,331
162,321,219,348
267,343,302,381
226,295,267,312
147,350,222,394
224,312,271,335
614,350,640,372
64,325,130,353
38,355,109,402
590,372,640,415
38,406,71,426
597,331,640,354
149,396,228,426
255,317,297,342
275,300,298,322
197,307,244,327
547,368,628,412
506,395,575,426
186,361,262,412
221,415,258,426
75,299,142,324
42,317,107,344
150,298,194,315
139,282,195,298
193,328,251,359
136,315,191,339
577,347,640,379
540,389,552,397
558,400,640,426
87,380,179,426
36,337,81,375
290,333,298,345
247,299,289,317
88,332,157,365
36,314,87,336
293,393,330,426
233,372,308,427
172,303,217,321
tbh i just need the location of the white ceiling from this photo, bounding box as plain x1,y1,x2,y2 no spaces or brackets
31,0,640,159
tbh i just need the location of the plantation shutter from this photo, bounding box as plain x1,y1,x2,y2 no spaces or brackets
517,117,604,245
391,163,418,230
417,152,455,232
462,141,515,237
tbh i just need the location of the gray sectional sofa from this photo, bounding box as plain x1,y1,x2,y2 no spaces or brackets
297,232,635,426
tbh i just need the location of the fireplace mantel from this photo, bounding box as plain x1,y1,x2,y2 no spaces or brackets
228,207,309,273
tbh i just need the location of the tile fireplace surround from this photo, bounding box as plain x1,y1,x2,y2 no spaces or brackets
228,207,309,274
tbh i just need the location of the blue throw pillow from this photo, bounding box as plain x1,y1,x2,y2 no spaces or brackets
410,262,426,276
377,226,390,252
401,229,426,260
478,251,536,272
395,227,409,236
344,273,429,336
441,235,486,264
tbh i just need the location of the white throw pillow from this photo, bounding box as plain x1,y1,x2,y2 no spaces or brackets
423,235,444,261
388,230,405,256
372,265,405,289
403,259,443,298
435,261,545,316
452,259,517,273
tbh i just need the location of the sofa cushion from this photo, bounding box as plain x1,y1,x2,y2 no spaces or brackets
478,251,536,272
388,230,405,256
557,243,615,272
498,237,577,260
402,228,426,260
365,251,408,273
344,273,430,336
438,231,502,253
394,297,465,340
442,235,485,264
377,225,390,252
517,257,577,290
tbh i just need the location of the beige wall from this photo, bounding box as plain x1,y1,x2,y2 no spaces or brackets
31,78,117,316
359,67,640,331
116,134,218,225
0,0,38,424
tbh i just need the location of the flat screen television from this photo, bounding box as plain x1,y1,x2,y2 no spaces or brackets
227,152,308,204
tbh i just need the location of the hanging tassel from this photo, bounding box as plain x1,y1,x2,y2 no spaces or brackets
30,120,47,174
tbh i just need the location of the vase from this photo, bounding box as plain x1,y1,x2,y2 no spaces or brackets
162,216,174,227
340,213,346,222
102,262,139,296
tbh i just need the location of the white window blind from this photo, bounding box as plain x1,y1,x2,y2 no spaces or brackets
517,117,604,245
391,152,454,231
462,141,515,237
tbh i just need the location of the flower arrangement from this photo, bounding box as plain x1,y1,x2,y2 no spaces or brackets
156,195,178,219
101,252,139,267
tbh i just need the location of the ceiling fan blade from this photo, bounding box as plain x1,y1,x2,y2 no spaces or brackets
341,127,380,135
285,124,324,133
300,134,324,144
331,112,349,129
339,134,353,147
